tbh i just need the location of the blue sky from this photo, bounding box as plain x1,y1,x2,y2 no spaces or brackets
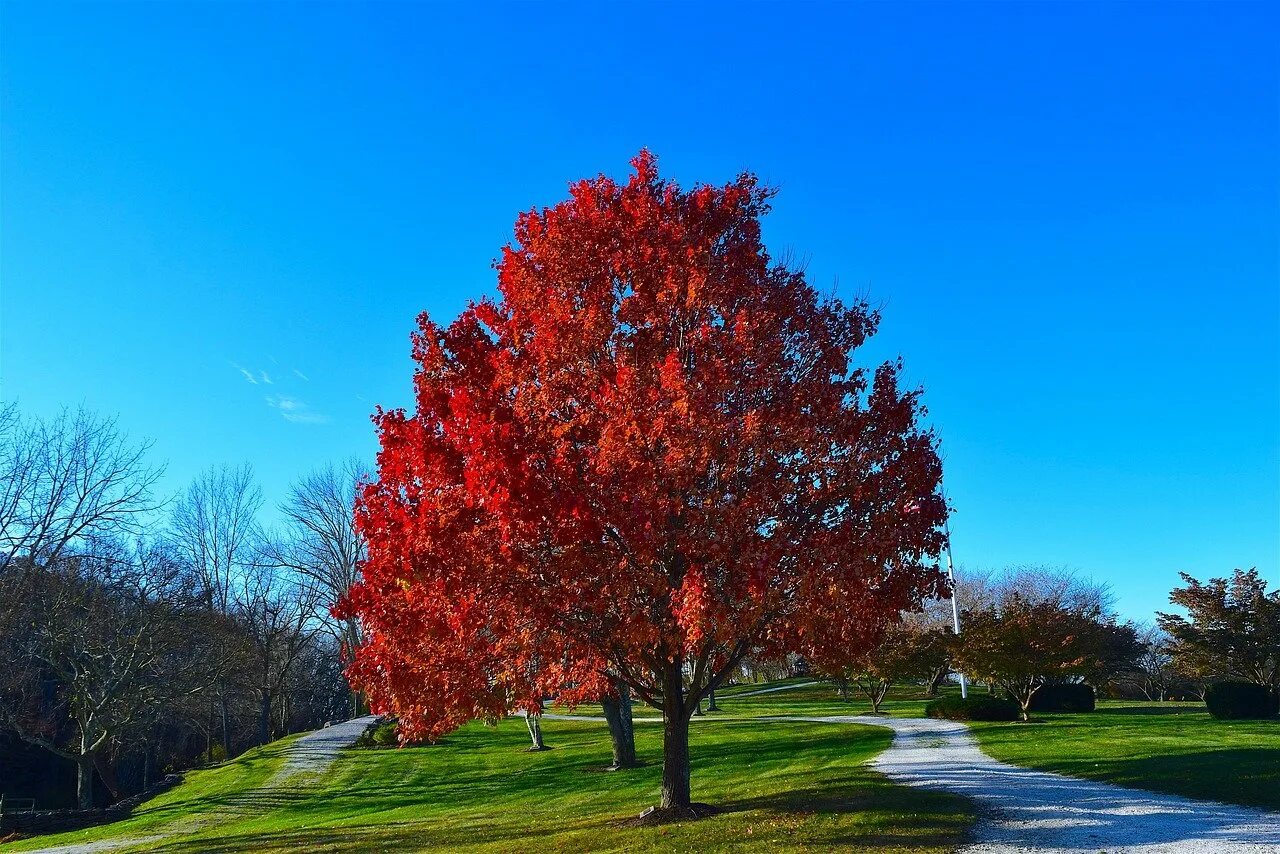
2,2,1276,620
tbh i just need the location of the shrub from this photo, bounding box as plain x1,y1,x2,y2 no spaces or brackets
1026,682,1096,713
354,718,400,748
1205,681,1276,720
925,695,1019,722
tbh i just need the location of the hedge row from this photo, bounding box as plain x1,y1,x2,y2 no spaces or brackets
924,695,1020,721
1205,681,1278,720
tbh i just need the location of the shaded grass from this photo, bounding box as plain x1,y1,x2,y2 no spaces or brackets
4,718,971,853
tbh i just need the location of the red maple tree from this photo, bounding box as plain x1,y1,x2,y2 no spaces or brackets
337,152,949,814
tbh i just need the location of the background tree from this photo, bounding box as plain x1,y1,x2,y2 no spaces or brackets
0,405,360,811
953,595,1115,721
812,617,951,710
0,537,206,808
234,563,323,745
1124,624,1177,701
340,152,950,816
268,459,369,717
0,406,161,574
171,464,262,759
1158,568,1279,706
900,603,959,696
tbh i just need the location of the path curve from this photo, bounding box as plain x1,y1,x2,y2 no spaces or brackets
21,715,379,854
781,714,1280,853
543,709,1280,852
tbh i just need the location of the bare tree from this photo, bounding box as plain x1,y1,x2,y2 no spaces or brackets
1126,624,1176,701
234,563,323,745
170,464,262,755
0,537,208,808
0,407,161,574
268,459,368,715
171,464,262,614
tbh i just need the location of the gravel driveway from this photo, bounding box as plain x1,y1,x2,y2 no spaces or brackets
794,713,1280,853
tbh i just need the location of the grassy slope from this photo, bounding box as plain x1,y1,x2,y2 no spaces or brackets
713,682,1280,811
2,734,302,852
4,716,971,853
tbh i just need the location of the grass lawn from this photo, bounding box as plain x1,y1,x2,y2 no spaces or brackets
3,716,972,853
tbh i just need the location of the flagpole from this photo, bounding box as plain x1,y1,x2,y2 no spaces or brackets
943,512,968,700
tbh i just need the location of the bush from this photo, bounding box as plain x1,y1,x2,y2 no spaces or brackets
925,695,1019,722
1205,681,1277,720
354,718,400,748
1027,683,1096,713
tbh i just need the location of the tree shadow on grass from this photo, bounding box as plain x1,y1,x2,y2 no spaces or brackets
713,773,971,850
1051,748,1280,812
1095,705,1205,716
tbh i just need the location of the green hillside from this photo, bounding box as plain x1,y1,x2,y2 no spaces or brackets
2,708,971,853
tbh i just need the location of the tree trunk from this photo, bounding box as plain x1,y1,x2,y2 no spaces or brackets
835,677,849,701
660,664,692,811
870,681,888,714
601,682,637,769
706,686,719,712
220,694,232,758
1015,683,1034,721
258,691,272,746
93,752,122,800
76,756,94,810
525,713,545,750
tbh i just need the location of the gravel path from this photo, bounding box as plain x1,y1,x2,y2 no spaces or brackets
722,680,818,699
22,716,378,854
268,714,379,785
790,714,1280,853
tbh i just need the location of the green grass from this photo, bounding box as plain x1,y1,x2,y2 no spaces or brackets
3,716,972,853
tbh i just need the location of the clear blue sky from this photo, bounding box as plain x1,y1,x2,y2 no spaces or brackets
2,2,1276,620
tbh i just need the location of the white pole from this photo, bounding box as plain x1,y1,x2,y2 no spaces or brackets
944,517,968,699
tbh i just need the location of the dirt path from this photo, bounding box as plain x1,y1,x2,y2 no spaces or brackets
22,715,378,854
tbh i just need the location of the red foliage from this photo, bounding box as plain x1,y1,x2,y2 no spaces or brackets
337,152,949,801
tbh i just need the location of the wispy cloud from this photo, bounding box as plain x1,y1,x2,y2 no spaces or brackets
260,371,273,385
293,369,309,382
233,364,258,385
265,394,330,425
